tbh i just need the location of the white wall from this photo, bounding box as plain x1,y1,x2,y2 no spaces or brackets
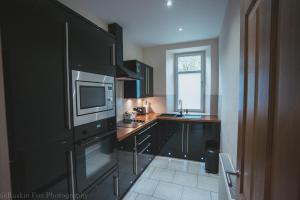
219,0,240,166
143,39,219,114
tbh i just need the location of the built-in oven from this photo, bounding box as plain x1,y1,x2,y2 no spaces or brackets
72,70,115,127
75,130,118,192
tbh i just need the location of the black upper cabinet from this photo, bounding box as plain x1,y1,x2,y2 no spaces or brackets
123,60,154,98
69,14,116,76
1,0,74,194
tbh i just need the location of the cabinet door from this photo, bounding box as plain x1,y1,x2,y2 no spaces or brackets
138,63,147,98
187,123,221,162
186,123,205,161
69,15,115,76
2,0,75,194
148,67,154,97
159,121,183,159
118,136,136,198
85,168,118,200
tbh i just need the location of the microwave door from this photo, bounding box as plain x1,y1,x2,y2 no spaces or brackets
76,81,107,116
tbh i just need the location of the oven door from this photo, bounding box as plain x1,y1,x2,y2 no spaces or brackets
75,130,117,192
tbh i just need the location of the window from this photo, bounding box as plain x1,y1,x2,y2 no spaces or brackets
175,51,205,112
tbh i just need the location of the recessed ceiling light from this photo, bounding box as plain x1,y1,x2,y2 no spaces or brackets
166,0,173,7
178,27,183,32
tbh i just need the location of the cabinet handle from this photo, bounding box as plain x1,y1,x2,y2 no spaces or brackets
112,44,116,66
113,175,119,197
137,122,158,136
134,137,138,175
186,124,189,153
139,143,151,154
181,124,185,153
137,135,151,146
69,151,75,200
65,22,71,130
147,68,150,95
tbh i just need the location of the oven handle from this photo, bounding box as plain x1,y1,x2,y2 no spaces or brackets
79,130,116,147
65,22,72,130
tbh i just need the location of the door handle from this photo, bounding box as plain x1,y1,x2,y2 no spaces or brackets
65,22,71,130
225,170,240,187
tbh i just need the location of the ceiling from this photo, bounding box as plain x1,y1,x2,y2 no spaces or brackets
63,0,228,47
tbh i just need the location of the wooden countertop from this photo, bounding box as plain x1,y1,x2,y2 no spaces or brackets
117,113,220,141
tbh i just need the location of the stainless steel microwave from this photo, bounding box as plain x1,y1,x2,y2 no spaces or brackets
72,70,115,126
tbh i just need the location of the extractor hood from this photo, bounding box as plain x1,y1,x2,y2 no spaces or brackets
108,23,143,80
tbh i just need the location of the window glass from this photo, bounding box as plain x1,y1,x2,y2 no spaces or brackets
176,52,205,111
178,73,202,110
178,55,202,72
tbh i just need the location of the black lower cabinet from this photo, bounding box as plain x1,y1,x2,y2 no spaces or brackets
118,122,158,198
10,139,73,198
187,123,220,161
158,120,183,159
84,167,118,200
118,135,136,198
158,121,220,162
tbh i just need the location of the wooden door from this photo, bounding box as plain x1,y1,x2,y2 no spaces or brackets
237,0,277,199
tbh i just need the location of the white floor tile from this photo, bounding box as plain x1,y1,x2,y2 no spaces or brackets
135,194,161,200
142,166,156,178
188,161,201,174
133,177,159,195
168,159,189,172
181,187,211,200
173,171,198,187
211,192,218,200
123,191,138,200
197,175,219,192
153,181,183,200
151,168,175,182
150,157,170,169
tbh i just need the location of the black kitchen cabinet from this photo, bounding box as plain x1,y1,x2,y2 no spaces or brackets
158,121,183,159
135,122,158,174
84,167,118,200
187,123,220,161
117,122,158,198
123,60,154,98
1,0,75,195
158,121,220,162
69,15,116,76
118,135,136,198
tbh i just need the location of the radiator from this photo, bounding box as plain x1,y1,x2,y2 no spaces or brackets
219,153,237,200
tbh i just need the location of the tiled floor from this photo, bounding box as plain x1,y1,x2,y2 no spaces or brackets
123,156,219,200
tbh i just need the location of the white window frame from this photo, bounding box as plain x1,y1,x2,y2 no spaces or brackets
174,51,206,112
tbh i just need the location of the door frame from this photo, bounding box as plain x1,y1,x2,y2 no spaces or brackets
237,0,279,199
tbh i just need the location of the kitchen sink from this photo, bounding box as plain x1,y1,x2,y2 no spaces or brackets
159,113,178,117
160,113,204,119
179,114,203,119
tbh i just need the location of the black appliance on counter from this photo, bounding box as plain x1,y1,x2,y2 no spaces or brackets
133,107,147,115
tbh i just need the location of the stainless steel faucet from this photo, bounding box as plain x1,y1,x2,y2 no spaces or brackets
178,99,183,116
